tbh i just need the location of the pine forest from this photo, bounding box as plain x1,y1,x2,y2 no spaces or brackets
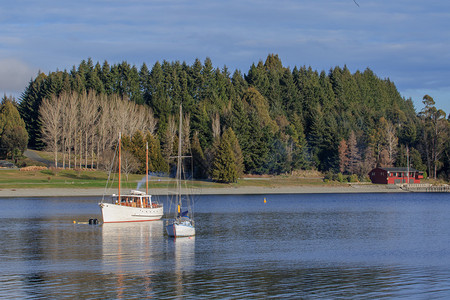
3,54,449,183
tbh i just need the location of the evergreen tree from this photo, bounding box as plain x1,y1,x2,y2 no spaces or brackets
146,131,169,173
307,105,325,169
211,130,238,183
100,60,113,94
419,95,447,179
0,97,29,159
127,130,146,174
18,73,47,148
288,114,308,170
245,61,269,96
15,55,447,180
267,137,290,174
222,127,244,178
191,131,208,179
242,87,277,133
231,70,247,98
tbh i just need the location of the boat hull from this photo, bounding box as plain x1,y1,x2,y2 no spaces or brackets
99,203,163,223
166,222,196,237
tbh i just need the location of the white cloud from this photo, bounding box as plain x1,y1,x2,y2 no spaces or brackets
0,58,36,95
0,0,449,112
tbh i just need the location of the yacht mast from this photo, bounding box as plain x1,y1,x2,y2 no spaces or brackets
118,132,121,202
176,104,183,216
146,141,149,195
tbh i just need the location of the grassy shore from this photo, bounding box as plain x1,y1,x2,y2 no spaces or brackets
0,167,334,190
0,167,410,197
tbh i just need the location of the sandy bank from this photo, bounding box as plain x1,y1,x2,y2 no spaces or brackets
0,184,406,198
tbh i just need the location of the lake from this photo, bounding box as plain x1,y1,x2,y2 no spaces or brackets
0,193,449,299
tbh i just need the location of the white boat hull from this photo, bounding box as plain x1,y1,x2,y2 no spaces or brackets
99,202,163,223
166,221,196,237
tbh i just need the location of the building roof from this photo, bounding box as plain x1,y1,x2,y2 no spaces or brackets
0,160,16,168
375,167,419,172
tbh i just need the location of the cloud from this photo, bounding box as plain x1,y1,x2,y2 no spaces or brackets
0,0,449,112
0,58,36,95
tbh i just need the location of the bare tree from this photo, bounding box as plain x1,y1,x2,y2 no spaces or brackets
212,112,220,140
59,93,68,168
125,100,142,134
361,145,376,177
78,91,100,168
384,121,398,167
77,92,88,168
65,92,78,169
144,106,157,135
347,131,360,174
110,94,135,137
39,91,160,173
39,95,63,167
338,139,348,173
422,107,448,179
88,92,101,169
121,150,139,181
380,149,391,168
162,115,177,158
183,112,191,154
96,94,114,169
58,91,79,169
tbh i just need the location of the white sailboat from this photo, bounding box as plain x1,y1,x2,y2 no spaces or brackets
166,105,196,237
99,133,163,223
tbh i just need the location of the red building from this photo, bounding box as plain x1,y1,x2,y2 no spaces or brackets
369,167,423,184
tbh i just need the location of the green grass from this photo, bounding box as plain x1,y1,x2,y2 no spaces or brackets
0,166,346,190
1,149,376,190
0,168,109,189
0,168,165,189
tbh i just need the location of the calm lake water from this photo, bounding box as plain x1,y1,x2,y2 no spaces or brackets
0,193,450,299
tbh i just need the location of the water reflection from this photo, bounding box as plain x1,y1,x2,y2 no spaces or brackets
1,194,450,298
101,221,164,273
172,237,195,298
101,221,164,299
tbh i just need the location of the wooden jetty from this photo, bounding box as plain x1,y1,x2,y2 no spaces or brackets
401,183,450,193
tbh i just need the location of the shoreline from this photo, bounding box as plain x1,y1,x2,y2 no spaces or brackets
0,184,407,197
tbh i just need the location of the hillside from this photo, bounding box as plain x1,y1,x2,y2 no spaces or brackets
15,54,449,181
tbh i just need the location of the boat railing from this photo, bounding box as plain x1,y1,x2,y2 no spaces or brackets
111,195,163,208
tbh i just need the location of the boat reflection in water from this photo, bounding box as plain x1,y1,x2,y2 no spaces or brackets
101,220,195,298
101,221,164,273
172,236,195,298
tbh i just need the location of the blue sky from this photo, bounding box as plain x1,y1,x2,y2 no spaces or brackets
1,0,449,114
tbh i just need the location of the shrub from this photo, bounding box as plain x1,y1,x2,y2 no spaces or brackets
348,174,359,182
20,166,47,171
323,172,334,182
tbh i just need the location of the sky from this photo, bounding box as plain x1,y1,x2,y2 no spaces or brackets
1,0,450,114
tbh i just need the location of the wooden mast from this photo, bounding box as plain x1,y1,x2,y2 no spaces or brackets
118,132,121,204
176,104,183,217
146,141,149,195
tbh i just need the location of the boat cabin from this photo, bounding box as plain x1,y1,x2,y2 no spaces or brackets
112,190,160,208
369,167,423,184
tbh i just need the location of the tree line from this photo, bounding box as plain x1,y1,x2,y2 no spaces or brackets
13,54,450,182
0,95,28,162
